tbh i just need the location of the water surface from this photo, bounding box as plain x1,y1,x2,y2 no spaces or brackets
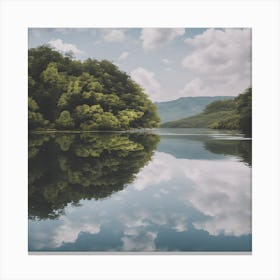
28,128,251,252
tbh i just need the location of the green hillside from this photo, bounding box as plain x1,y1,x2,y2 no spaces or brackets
161,88,252,136
28,46,160,131
155,96,233,123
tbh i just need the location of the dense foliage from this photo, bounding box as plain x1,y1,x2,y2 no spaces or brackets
161,88,252,136
29,132,160,220
28,46,160,130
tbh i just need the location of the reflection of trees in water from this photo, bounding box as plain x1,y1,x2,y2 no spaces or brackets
204,140,252,166
28,132,159,220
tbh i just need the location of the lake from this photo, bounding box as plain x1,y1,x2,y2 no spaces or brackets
28,128,252,252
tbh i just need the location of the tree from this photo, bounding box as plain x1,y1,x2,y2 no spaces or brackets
55,111,75,129
28,97,49,129
236,88,252,136
118,109,144,129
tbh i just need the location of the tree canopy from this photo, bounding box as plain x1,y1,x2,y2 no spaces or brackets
28,46,160,130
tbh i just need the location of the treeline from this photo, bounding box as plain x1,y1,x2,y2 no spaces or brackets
161,88,252,136
28,46,160,130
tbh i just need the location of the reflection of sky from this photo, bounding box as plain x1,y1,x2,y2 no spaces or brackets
29,140,251,252
157,135,228,159
131,152,251,237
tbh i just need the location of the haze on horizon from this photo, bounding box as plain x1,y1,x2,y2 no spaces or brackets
29,28,252,102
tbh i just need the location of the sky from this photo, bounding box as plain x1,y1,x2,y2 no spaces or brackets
29,28,252,102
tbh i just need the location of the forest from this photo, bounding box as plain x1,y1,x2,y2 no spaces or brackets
28,46,160,131
161,88,252,136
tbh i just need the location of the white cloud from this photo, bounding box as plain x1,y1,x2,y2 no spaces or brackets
132,151,251,237
180,28,251,97
131,152,173,191
140,28,185,51
130,67,162,101
171,214,188,232
53,217,100,247
48,38,84,56
162,58,172,64
122,231,158,251
103,29,125,43
184,160,251,236
119,208,189,251
29,203,102,249
118,51,129,61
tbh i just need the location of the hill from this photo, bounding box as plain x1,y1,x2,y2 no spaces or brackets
155,96,233,124
28,46,160,131
161,88,252,136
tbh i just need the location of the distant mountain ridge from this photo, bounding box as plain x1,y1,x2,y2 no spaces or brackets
160,88,252,136
155,96,234,124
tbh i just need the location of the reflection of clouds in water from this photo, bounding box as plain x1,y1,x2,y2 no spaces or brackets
29,150,251,250
52,216,100,247
122,231,158,251
119,208,188,250
185,160,251,236
131,153,173,191
131,152,251,236
29,203,103,249
119,210,158,251
29,225,56,250
171,213,188,232
120,210,149,228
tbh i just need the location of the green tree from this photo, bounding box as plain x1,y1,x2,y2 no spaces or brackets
118,109,144,129
55,111,75,129
236,88,252,136
28,97,49,129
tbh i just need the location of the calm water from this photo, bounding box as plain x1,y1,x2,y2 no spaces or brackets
28,128,252,252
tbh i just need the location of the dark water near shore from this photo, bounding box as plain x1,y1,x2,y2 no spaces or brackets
28,128,251,252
